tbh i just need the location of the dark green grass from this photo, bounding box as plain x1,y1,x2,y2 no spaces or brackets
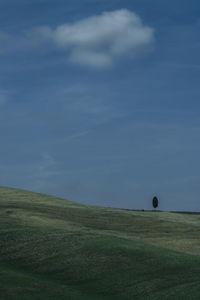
0,186,200,299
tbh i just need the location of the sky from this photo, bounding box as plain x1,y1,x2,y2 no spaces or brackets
0,0,200,211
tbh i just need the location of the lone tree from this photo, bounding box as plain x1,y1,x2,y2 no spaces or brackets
152,196,158,209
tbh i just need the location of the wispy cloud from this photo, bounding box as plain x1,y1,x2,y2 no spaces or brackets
27,9,155,68
64,130,89,142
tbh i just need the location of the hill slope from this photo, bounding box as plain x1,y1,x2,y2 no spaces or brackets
0,186,200,299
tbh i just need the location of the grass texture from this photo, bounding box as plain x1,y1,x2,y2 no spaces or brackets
0,186,200,299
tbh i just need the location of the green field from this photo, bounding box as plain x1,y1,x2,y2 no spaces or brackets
0,186,200,299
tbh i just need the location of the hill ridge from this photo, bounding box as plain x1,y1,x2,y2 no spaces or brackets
0,186,200,299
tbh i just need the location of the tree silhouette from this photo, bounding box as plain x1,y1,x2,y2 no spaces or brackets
152,196,158,209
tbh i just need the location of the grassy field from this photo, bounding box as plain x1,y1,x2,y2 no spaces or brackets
0,186,200,299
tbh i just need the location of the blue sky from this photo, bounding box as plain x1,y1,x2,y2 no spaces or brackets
0,0,200,211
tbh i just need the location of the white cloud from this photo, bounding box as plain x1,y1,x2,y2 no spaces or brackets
29,9,154,68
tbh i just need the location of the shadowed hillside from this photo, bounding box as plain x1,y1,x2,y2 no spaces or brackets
0,186,200,299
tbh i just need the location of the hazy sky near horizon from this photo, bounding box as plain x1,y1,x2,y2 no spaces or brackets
0,0,200,211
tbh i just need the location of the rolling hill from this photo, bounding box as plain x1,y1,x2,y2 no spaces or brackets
0,186,200,299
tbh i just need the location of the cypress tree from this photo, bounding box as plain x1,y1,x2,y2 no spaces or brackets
152,196,158,209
